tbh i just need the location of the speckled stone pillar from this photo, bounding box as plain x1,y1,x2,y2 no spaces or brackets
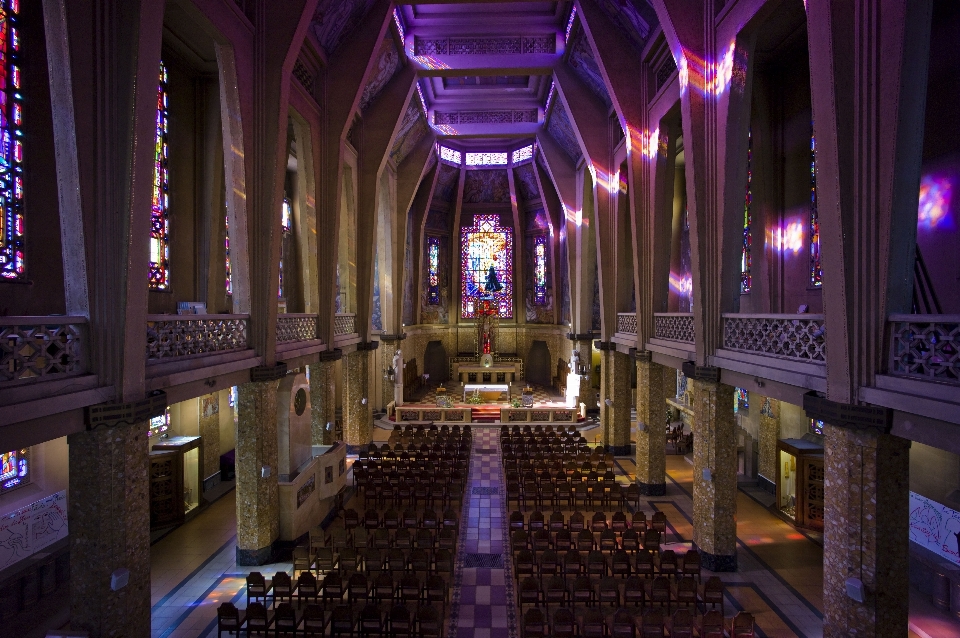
691,379,738,571
198,392,221,482
756,395,780,494
309,360,337,445
823,424,909,636
635,359,666,495
599,350,631,455
68,421,150,637
236,380,280,565
343,350,372,452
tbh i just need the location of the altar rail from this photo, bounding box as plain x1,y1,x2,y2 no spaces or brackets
653,313,694,343
501,407,578,423
888,314,960,385
617,313,637,335
0,317,88,384
276,313,319,344
397,407,472,423
146,314,249,361
334,313,356,336
722,313,826,362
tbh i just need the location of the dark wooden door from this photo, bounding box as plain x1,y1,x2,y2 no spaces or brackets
150,449,183,528
802,457,825,532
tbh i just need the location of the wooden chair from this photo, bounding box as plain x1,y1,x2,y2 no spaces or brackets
642,529,661,553
554,529,573,551
296,571,320,607
301,604,328,637
314,547,337,574
732,612,756,638
671,609,695,638
599,576,621,607
293,546,312,578
623,576,645,608
423,574,447,610
538,549,559,578
640,608,665,638
586,550,607,578
518,576,543,609
533,529,552,552
563,550,583,577
388,605,413,637
270,572,294,608
329,604,356,637
245,602,274,636
577,530,596,552
702,576,724,615
600,529,619,552
650,576,671,612
358,603,383,636
611,550,631,578
701,610,724,638
611,511,628,532
415,604,443,638
591,512,608,533
522,607,548,638
321,572,345,607
434,548,454,578
651,512,667,534
569,511,586,533
347,572,369,605
580,608,607,638
552,607,578,638
246,572,273,608
273,602,301,637
658,550,678,578
631,511,646,533
216,602,246,637
611,607,637,638
510,511,526,531
571,575,596,607
544,574,569,607
621,529,640,553
681,549,701,582
676,576,698,609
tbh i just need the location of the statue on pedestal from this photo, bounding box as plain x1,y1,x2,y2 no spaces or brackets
566,349,582,409
392,349,405,407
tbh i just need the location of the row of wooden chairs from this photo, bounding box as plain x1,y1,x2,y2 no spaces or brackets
516,574,725,615
353,480,466,509
510,510,666,534
500,423,581,435
247,570,451,610
293,546,457,579
513,547,700,581
520,606,754,638
343,507,460,531
507,481,641,510
217,601,445,637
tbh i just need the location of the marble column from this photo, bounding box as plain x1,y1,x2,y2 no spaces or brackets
635,359,666,495
343,349,372,451
236,380,280,565
68,421,150,637
691,379,738,571
309,359,338,445
599,349,631,455
198,392,221,484
823,425,909,636
756,396,780,494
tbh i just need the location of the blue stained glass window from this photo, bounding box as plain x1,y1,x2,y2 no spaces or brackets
0,0,25,280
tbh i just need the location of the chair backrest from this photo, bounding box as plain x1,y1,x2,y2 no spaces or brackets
217,602,240,627
733,611,756,636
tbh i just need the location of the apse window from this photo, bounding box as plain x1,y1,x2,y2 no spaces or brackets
0,0,25,280
0,449,30,494
465,152,508,167
461,215,513,318
149,61,171,290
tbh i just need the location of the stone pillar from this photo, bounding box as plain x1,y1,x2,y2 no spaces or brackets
68,421,150,637
635,357,666,495
756,396,780,494
823,425,909,636
598,349,631,455
309,356,339,445
198,392,221,484
236,380,280,565
691,379,737,571
343,349,372,451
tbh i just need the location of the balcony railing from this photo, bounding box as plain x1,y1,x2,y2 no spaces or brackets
146,314,249,361
334,313,356,337
1,317,87,383
653,313,695,343
616,313,637,335
722,313,826,362
889,314,960,385
276,313,319,344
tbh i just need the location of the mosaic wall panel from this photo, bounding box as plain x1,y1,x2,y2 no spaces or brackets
433,163,460,203
311,0,375,56
359,37,400,111
514,163,540,203
593,0,658,53
391,103,428,166
462,170,510,204
546,101,582,163
567,28,611,107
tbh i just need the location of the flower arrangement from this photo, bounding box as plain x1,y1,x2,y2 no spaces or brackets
467,389,483,405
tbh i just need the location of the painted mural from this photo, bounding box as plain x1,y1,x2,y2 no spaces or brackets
910,492,960,566
514,163,541,203
594,0,659,53
0,491,67,571
547,101,582,164
463,170,510,204
567,27,611,108
372,245,382,331
359,37,401,112
433,163,460,203
391,103,429,166
311,0,376,57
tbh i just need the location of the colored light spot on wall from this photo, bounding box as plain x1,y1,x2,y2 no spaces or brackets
769,221,805,254
918,174,953,230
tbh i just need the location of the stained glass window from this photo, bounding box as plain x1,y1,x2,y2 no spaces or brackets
534,235,547,304
439,145,461,165
565,5,577,43
427,236,440,305
225,212,232,294
512,144,534,164
461,214,513,318
279,197,292,299
392,8,405,46
810,130,822,287
465,151,507,167
147,408,170,438
741,128,752,294
0,448,28,493
810,418,824,436
734,387,749,412
149,62,170,290
0,0,23,280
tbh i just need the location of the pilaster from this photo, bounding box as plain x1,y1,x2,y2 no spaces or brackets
635,357,666,495
343,349,372,450
236,380,280,565
68,420,150,637
756,395,780,494
309,353,340,445
691,378,737,571
822,424,909,636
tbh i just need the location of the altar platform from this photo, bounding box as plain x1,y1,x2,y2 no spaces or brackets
390,384,585,424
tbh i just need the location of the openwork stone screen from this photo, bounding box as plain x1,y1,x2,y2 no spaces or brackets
654,313,694,343
414,35,555,56
146,316,248,361
722,314,826,362
439,145,461,165
461,215,513,318
617,313,637,335
0,319,86,383
889,315,960,385
276,314,318,344
334,313,356,336
465,151,508,167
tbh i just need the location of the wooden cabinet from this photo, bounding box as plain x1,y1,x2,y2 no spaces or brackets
149,436,202,530
775,438,824,532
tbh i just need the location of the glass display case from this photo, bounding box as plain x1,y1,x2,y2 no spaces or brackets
775,438,824,531
150,436,203,528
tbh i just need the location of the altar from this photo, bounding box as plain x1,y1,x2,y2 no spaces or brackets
454,363,519,384
463,383,510,402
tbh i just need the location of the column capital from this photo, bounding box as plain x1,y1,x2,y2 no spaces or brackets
356,340,380,351
251,363,288,383
633,349,653,363
85,390,167,429
593,340,616,351
567,331,598,341
803,391,892,435
317,348,343,362
681,361,721,383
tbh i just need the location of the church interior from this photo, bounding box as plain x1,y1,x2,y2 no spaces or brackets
1,0,959,636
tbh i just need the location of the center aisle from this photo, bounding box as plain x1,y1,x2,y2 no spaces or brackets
448,428,518,638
